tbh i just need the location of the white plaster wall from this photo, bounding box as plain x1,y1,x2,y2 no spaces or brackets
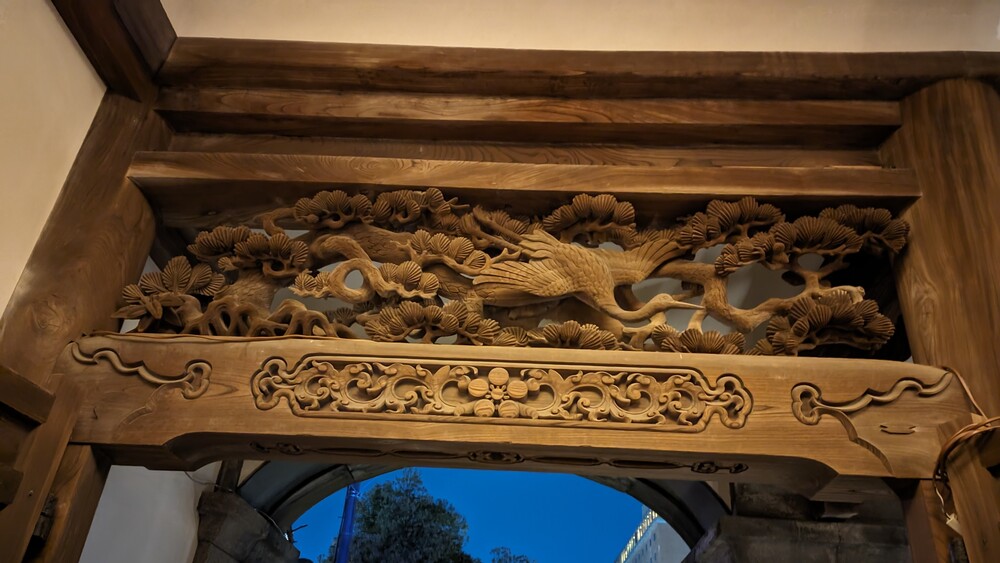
0,0,104,312
80,464,220,563
162,0,1000,51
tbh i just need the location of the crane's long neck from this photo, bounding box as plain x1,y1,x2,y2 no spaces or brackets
596,294,701,322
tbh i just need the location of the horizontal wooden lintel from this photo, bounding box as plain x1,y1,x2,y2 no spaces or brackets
60,334,971,489
129,151,919,229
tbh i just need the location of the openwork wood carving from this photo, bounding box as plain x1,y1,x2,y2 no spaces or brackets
251,356,751,431
115,190,907,355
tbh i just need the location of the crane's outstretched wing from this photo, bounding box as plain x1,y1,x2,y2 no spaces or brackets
474,259,575,299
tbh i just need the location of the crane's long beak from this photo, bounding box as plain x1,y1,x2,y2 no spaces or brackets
668,300,703,310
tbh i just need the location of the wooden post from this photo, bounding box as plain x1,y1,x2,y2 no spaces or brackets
0,93,168,561
882,78,1000,563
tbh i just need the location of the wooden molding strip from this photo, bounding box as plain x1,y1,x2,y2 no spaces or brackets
157,88,900,147
129,151,918,229
168,134,883,168
159,39,1000,100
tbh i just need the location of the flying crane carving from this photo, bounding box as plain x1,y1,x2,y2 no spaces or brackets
113,189,908,356
474,230,699,320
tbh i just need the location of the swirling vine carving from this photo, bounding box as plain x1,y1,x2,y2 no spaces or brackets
250,355,751,431
791,373,954,426
70,342,212,399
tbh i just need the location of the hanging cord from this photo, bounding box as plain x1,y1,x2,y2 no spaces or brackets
930,366,999,531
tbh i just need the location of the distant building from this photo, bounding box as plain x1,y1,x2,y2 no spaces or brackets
614,507,688,563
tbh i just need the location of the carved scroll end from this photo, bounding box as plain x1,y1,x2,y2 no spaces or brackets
70,342,212,399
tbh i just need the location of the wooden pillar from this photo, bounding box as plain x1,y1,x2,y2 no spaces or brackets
881,78,1000,563
25,446,110,563
0,93,168,561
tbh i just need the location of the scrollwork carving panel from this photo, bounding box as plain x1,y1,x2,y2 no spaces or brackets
251,355,752,432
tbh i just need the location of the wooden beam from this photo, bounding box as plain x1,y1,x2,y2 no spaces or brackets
157,88,900,147
129,151,918,229
0,365,54,425
60,335,972,492
50,0,173,101
169,133,883,168
111,0,176,75
0,94,169,391
25,447,109,563
158,39,1000,100
0,381,78,563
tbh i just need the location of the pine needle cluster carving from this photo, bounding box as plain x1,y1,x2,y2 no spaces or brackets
115,189,908,356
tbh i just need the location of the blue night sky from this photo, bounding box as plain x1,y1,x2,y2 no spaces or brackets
293,468,645,562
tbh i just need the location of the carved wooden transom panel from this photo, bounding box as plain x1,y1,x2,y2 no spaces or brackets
115,190,907,356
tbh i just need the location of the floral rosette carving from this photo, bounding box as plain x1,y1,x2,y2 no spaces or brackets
250,356,752,431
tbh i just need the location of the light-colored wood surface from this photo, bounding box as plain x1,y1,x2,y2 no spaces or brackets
129,151,918,229
158,39,1000,99
59,335,972,495
882,79,1000,417
157,88,899,147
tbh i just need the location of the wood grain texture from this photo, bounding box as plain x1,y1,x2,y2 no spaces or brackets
169,133,883,168
881,80,1000,416
111,0,175,74
50,0,157,101
24,446,109,563
60,335,972,491
0,94,168,391
157,88,899,147
129,151,918,229
0,365,54,424
158,39,1000,100
899,480,957,563
0,381,77,563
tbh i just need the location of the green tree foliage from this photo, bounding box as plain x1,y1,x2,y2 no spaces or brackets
319,470,478,563
490,546,535,563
